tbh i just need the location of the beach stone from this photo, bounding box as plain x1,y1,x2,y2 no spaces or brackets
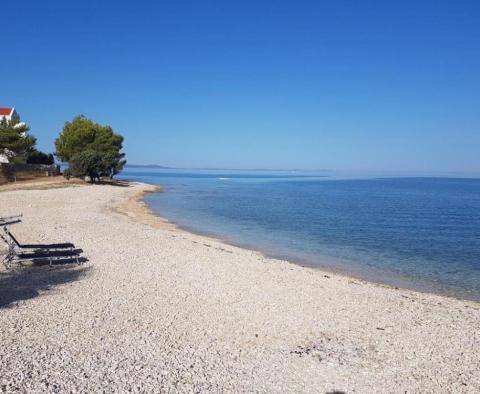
0,182,479,393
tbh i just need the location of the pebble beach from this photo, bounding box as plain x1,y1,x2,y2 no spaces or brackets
1,181,479,393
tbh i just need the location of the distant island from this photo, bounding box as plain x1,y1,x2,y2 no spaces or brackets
125,164,331,172
125,164,172,169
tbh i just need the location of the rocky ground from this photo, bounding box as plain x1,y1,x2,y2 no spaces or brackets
0,182,479,393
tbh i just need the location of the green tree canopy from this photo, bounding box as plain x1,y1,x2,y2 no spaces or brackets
55,115,126,181
26,149,55,165
68,149,104,181
0,117,36,161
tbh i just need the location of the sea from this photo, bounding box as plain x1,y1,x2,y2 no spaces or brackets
121,168,480,301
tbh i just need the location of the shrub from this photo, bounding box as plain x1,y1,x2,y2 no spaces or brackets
26,150,55,165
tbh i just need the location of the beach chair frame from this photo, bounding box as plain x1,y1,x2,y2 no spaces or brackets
0,214,22,227
1,226,82,269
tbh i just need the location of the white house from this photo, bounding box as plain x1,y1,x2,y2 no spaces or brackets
0,107,20,123
0,107,24,163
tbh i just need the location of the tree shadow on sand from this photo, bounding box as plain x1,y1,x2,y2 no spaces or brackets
0,260,91,309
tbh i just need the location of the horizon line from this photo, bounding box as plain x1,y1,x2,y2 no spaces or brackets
124,164,480,176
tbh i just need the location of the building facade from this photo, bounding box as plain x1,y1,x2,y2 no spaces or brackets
0,107,20,123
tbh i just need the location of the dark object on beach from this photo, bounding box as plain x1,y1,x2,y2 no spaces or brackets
1,226,83,269
0,214,22,226
15,248,83,261
4,227,74,249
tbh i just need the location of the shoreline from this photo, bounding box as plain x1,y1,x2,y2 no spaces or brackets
1,181,479,392
131,181,480,303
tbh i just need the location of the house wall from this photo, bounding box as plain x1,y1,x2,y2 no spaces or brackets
0,108,19,123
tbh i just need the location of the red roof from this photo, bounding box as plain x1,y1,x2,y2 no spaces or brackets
0,107,13,116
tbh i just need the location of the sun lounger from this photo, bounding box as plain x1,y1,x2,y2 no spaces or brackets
0,214,22,221
1,226,82,269
0,214,22,226
3,227,75,250
2,248,82,269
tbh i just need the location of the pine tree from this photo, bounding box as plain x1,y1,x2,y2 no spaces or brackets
0,116,37,162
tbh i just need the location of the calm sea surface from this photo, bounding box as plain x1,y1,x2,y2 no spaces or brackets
122,169,480,301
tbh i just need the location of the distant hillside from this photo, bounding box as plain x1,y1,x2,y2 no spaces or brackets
125,164,171,169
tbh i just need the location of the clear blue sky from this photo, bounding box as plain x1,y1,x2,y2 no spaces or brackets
2,1,479,173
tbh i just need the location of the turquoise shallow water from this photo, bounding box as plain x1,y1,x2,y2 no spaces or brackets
122,169,480,301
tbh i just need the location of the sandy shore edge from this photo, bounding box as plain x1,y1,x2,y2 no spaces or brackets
118,181,479,304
